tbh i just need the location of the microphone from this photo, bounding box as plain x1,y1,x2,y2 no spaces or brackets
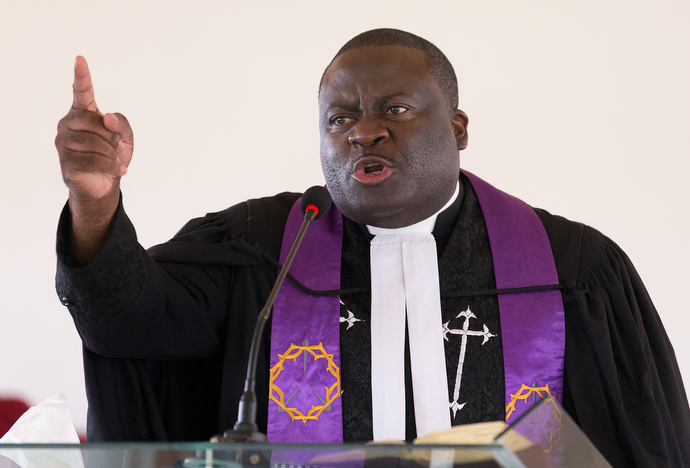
216,186,332,443
300,185,332,221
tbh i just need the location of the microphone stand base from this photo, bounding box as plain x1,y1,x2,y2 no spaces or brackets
184,430,268,467
213,429,268,444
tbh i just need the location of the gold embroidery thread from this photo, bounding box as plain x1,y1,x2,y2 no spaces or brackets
270,342,341,423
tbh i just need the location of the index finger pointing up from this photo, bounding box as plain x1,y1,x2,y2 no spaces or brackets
72,56,100,113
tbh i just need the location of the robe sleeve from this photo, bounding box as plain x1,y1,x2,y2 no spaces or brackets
55,194,265,360
55,192,297,441
539,211,690,468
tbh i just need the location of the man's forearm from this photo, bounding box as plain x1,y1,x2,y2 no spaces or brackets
68,182,121,267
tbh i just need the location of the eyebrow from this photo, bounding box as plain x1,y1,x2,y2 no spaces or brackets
326,91,416,112
378,91,415,101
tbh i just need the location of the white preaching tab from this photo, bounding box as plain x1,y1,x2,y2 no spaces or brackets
368,182,459,441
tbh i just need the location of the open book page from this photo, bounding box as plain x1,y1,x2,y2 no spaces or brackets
309,421,550,467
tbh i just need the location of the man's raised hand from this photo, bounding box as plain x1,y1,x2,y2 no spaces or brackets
56,56,133,202
55,56,135,266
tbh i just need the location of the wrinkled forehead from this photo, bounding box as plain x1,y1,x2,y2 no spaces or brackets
319,46,432,105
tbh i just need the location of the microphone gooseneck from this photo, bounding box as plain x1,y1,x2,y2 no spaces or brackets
216,186,332,443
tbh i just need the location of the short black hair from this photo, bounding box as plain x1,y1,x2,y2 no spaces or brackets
320,28,459,112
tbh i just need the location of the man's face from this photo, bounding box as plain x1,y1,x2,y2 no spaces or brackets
319,45,468,228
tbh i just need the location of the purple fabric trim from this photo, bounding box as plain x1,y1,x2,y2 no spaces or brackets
462,170,565,423
267,198,344,443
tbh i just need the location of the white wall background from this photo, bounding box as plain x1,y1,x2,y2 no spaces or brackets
1,1,688,435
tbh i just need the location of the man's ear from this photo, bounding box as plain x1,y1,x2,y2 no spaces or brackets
452,110,469,150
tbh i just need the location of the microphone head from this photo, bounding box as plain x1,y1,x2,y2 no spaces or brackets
301,186,333,220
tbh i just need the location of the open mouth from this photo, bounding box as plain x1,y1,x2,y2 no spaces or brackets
364,163,384,174
352,157,393,185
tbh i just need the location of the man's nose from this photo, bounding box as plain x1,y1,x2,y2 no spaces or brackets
348,116,389,147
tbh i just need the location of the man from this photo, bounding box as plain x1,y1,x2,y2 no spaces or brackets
55,29,689,467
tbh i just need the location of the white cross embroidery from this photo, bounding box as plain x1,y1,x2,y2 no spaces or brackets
443,306,496,418
340,300,363,330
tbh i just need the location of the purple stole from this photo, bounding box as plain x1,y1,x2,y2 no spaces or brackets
267,203,344,443
268,171,565,443
463,171,565,424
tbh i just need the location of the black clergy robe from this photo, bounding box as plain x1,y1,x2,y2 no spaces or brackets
56,174,690,468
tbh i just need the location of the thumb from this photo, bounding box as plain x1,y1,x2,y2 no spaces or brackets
102,112,132,141
103,112,134,166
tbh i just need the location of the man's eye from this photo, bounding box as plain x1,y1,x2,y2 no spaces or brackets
386,106,408,115
332,116,352,126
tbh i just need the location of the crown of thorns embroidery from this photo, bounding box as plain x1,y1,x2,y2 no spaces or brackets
270,342,341,423
506,383,562,454
505,383,554,420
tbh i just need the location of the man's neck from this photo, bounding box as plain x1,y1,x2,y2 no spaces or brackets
367,180,462,236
